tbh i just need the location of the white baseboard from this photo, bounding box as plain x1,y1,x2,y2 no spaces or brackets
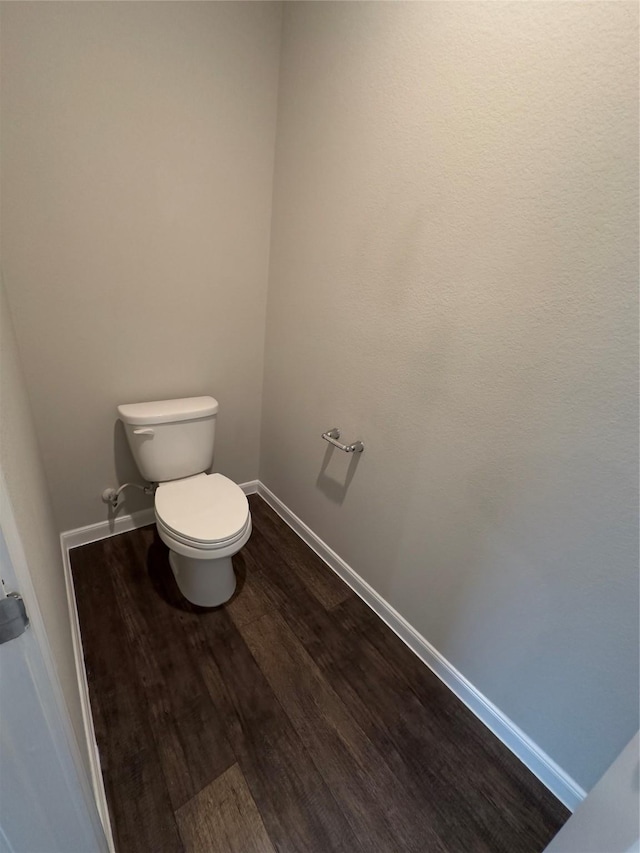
61,507,156,551
256,482,587,812
60,541,116,853
61,478,586,818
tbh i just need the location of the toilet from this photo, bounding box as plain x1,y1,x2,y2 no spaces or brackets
117,396,251,607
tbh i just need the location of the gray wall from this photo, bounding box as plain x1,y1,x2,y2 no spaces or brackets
260,2,639,790
1,1,282,531
0,277,88,773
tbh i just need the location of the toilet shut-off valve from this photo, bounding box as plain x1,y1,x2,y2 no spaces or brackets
102,482,156,510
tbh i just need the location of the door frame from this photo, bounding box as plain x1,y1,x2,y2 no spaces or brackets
0,470,110,851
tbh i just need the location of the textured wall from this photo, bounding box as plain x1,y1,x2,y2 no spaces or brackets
1,1,282,530
261,2,639,790
0,278,88,773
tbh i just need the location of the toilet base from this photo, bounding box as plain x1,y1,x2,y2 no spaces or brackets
168,550,236,608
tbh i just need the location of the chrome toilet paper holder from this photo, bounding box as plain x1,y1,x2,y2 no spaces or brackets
321,428,364,454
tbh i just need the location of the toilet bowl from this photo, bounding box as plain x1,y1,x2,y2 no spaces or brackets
117,395,252,607
154,473,251,607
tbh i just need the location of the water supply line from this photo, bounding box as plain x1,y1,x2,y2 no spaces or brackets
102,482,156,510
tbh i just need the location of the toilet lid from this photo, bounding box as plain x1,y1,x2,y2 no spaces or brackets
155,474,249,545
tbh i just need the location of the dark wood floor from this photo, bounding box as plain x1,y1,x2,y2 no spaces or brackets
72,495,568,853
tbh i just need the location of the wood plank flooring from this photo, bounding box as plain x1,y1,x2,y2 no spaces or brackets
71,494,569,852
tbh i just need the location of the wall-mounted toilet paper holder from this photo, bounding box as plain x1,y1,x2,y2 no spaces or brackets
321,428,364,454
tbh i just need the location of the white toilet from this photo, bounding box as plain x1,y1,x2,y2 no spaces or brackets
117,396,251,607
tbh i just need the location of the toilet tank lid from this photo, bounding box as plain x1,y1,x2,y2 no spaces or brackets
117,396,219,425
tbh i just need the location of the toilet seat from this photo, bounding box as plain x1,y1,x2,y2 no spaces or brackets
155,473,249,548
156,514,251,552
156,514,252,562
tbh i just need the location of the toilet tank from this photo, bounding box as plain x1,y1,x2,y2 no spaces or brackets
117,396,219,483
